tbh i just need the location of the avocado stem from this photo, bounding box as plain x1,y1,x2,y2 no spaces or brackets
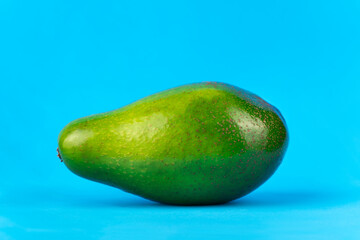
57,147,63,162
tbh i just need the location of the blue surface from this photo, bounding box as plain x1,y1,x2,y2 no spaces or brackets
1,0,360,239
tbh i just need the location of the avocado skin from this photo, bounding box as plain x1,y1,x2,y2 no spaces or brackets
58,82,289,205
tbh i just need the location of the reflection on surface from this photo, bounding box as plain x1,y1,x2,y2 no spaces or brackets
63,129,94,148
228,106,268,148
116,112,169,140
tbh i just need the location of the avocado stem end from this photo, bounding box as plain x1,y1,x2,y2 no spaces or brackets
57,147,63,162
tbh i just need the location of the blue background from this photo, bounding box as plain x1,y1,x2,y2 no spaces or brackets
1,0,360,239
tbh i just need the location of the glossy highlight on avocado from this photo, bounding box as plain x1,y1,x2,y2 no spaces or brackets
57,82,289,205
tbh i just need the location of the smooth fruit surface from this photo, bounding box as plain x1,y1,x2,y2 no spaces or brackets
58,82,289,205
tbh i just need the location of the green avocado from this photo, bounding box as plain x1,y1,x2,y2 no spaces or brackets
57,82,289,205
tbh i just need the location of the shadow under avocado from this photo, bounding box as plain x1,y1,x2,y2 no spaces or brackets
231,190,339,208
4,185,358,209
72,189,355,209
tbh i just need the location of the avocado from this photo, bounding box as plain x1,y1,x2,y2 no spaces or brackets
58,82,289,205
